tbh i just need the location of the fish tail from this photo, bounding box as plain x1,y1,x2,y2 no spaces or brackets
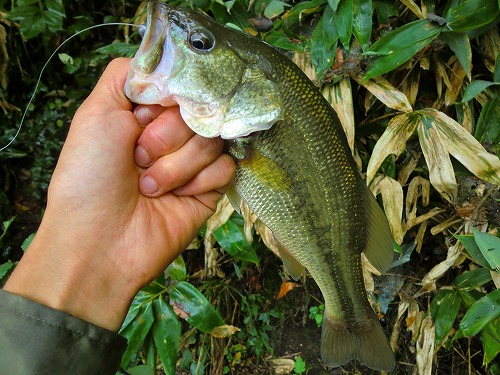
321,312,395,371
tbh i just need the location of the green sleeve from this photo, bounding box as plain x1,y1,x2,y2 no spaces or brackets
0,289,127,374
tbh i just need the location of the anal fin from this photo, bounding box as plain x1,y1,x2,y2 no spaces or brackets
275,239,306,280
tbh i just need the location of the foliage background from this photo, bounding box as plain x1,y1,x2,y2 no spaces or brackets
0,0,499,374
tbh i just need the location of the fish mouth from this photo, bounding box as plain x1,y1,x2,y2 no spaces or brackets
124,2,177,106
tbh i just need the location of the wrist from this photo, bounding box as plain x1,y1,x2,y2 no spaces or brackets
4,225,138,331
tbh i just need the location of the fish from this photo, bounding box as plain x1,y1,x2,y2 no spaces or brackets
125,2,396,371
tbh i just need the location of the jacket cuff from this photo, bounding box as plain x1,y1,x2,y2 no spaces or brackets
0,289,127,375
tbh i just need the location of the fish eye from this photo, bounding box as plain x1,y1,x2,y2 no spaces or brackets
187,29,215,52
138,24,146,38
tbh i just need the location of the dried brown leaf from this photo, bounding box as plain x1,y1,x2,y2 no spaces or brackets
210,325,240,338
479,26,500,73
401,67,420,106
418,242,463,292
444,56,466,106
416,316,435,375
356,75,413,113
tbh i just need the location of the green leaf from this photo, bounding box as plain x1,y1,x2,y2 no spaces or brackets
431,290,462,345
152,298,181,375
494,53,500,82
21,232,35,251
333,0,353,49
484,330,500,365
353,0,372,50
328,0,340,11
170,281,225,333
447,0,500,32
263,0,290,19
0,260,14,281
471,227,500,272
439,32,472,79
120,302,155,368
374,0,398,24
0,217,15,242
459,288,500,336
213,219,259,264
455,234,491,269
364,20,444,80
294,355,307,373
45,0,66,18
58,53,74,66
455,268,492,290
167,255,187,281
96,42,139,57
126,365,154,375
462,81,500,103
474,98,500,153
310,5,338,79
282,0,328,27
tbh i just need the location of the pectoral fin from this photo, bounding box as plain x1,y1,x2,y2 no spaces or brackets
362,186,394,274
275,239,306,280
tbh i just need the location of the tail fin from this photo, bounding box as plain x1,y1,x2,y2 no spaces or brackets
321,313,395,371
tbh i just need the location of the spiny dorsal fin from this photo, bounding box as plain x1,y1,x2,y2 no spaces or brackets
362,186,394,274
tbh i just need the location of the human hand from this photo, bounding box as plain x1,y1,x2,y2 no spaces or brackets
4,58,236,331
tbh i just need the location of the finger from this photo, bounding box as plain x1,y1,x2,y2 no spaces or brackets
173,154,236,196
134,106,194,167
139,136,224,196
133,104,167,127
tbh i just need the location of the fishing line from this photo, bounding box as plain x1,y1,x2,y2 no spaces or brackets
0,22,141,152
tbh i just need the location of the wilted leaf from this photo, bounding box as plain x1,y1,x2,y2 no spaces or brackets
357,75,413,113
271,358,295,374
416,316,435,375
419,109,500,185
152,298,180,375
400,0,425,19
460,288,500,336
419,242,463,292
210,324,240,338
405,176,430,224
417,116,458,203
323,77,355,151
170,281,225,333
276,281,298,299
370,175,405,244
367,113,418,184
444,57,466,106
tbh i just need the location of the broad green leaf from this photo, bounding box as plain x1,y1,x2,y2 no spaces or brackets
45,0,66,18
328,0,340,11
454,268,492,290
484,330,500,365
374,0,398,24
265,31,300,51
152,298,180,375
471,227,500,272
353,0,372,50
417,114,457,202
334,0,353,49
455,234,491,269
263,0,290,19
439,32,472,80
474,98,500,153
367,19,443,56
143,333,157,370
447,0,500,32
310,6,338,79
282,0,328,26
121,291,156,332
367,113,418,184
461,80,500,103
58,53,73,66
0,260,14,280
170,281,225,333
431,290,461,345
213,219,259,263
126,365,154,375
120,302,155,368
96,42,139,57
167,255,187,281
418,109,500,186
460,289,500,336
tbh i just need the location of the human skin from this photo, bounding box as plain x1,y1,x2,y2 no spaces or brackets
4,58,236,331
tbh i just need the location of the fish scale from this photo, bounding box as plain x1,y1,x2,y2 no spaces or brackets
124,2,396,370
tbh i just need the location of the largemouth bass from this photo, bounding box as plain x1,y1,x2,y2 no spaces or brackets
125,2,396,371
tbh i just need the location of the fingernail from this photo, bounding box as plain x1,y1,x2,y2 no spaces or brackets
134,145,151,166
134,106,152,126
140,175,158,195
